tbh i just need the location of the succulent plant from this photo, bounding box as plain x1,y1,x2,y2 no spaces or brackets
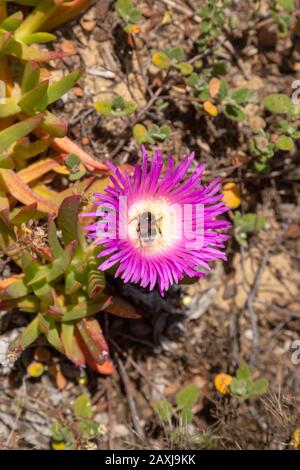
0,193,140,374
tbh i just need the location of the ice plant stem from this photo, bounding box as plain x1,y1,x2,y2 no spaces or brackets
14,0,61,40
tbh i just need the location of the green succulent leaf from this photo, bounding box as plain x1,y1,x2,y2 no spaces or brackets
0,11,24,32
21,316,40,349
22,32,57,45
47,70,83,106
45,321,64,354
0,98,21,118
39,111,67,138
18,80,49,114
5,278,30,299
21,61,41,95
48,217,64,258
0,114,44,153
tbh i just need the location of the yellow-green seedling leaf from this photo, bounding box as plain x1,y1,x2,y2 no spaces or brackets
176,384,200,409
61,296,111,322
230,88,252,104
165,46,185,63
21,61,40,95
0,11,24,32
18,80,49,114
0,114,44,153
152,51,170,69
95,96,137,117
116,0,141,23
0,98,21,118
40,111,67,137
73,395,93,419
148,124,171,142
51,422,75,450
133,124,149,144
236,362,251,380
65,153,80,169
264,93,293,114
27,361,44,378
22,32,57,45
47,70,83,106
154,399,173,423
249,378,268,396
275,0,294,12
21,316,40,349
69,169,86,181
276,135,294,151
177,62,193,76
234,212,265,234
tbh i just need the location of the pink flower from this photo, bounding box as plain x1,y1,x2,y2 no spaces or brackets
83,147,231,295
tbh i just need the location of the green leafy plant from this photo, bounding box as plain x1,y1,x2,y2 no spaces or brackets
233,211,265,247
133,123,171,145
65,154,87,181
95,95,137,117
51,393,105,450
153,384,213,449
115,0,141,33
152,46,193,76
197,0,230,52
230,362,269,400
271,0,294,35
